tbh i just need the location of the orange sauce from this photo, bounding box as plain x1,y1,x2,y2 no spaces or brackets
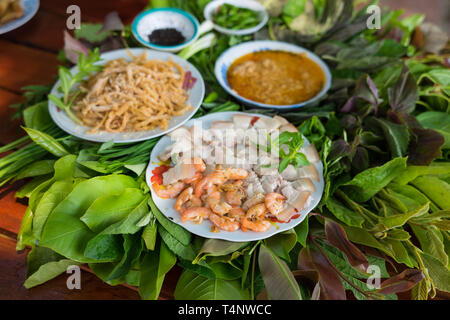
227,51,325,105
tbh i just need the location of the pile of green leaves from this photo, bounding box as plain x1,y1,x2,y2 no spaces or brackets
1,0,449,300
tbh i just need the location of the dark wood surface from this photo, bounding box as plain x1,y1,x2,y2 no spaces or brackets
0,0,175,300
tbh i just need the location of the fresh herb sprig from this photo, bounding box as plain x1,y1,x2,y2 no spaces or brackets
261,131,310,173
48,48,102,125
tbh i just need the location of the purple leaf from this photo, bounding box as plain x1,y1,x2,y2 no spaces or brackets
341,75,381,114
388,66,418,114
408,128,445,165
100,11,124,33
378,269,424,295
64,31,89,64
325,219,369,273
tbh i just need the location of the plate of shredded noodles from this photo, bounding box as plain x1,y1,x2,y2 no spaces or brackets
49,48,205,143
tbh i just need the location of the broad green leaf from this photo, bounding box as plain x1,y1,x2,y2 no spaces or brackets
32,180,73,239
40,175,138,262
193,239,247,264
258,244,302,300
16,160,55,180
410,176,450,210
15,175,52,199
384,239,416,268
174,270,249,300
158,227,196,261
264,229,297,262
106,233,143,282
342,157,407,202
326,197,364,227
375,203,429,231
74,23,108,42
139,241,176,300
411,225,448,267
81,188,145,233
142,221,158,251
16,207,35,250
342,225,392,257
148,196,191,246
294,217,309,246
23,101,52,130
24,246,79,289
23,127,70,157
411,279,429,300
421,252,450,292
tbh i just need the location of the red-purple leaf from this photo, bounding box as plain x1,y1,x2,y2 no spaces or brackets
378,269,424,295
100,11,124,33
309,248,346,300
64,31,89,64
341,75,381,114
388,66,418,114
408,128,445,165
325,219,369,273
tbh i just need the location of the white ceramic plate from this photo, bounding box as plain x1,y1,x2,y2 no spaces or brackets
0,0,39,35
204,0,269,36
215,40,332,110
146,111,324,242
49,48,205,143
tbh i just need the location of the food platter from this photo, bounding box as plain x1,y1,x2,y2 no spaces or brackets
146,111,324,242
48,48,205,143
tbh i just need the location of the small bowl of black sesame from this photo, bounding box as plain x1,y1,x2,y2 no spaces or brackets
132,8,200,52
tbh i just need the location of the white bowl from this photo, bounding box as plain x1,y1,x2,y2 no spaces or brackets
49,48,205,143
132,8,200,52
204,0,269,36
215,40,332,110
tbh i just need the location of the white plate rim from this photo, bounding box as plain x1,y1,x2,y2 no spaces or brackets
146,111,324,242
0,0,39,35
48,48,205,143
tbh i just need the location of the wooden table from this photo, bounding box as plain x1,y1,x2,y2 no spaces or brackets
0,0,181,300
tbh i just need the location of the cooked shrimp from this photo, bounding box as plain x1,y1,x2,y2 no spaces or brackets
181,207,211,223
225,188,246,206
153,181,185,199
184,172,203,184
241,217,271,232
265,192,286,216
242,192,265,211
247,203,267,219
209,213,240,232
205,186,232,215
175,187,202,212
228,207,245,223
193,157,206,172
194,170,226,197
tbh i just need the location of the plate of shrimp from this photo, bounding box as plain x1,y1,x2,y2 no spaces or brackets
145,111,324,242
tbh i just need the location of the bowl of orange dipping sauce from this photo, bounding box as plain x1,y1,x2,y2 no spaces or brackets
215,41,332,109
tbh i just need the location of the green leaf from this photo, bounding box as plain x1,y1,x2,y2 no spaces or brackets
258,244,302,300
142,221,158,251
74,23,109,42
294,217,309,246
326,197,365,227
264,229,297,262
158,227,196,261
148,196,191,246
23,101,52,131
16,207,35,250
417,112,450,149
24,246,79,289
16,160,55,180
421,252,450,292
106,233,143,281
410,176,450,210
366,118,410,158
40,175,138,262
376,203,429,231
342,157,407,202
139,241,176,300
193,239,247,264
81,188,145,233
23,127,70,157
174,270,249,300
